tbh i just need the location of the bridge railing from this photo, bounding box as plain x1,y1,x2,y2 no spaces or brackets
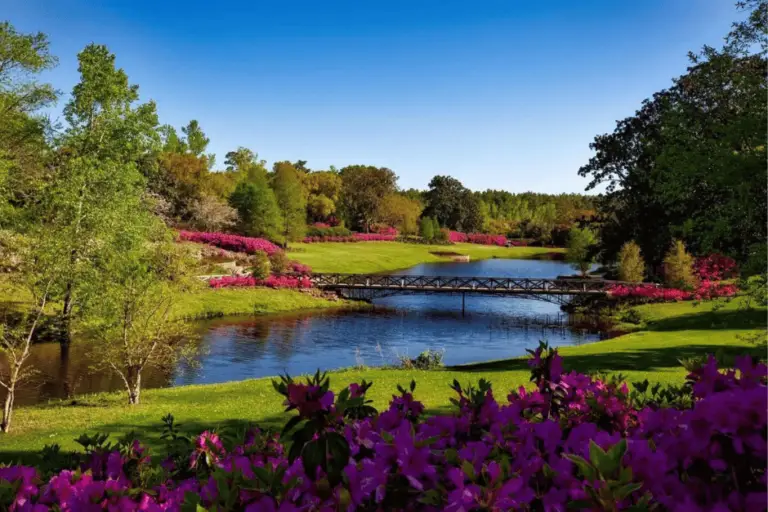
307,273,645,295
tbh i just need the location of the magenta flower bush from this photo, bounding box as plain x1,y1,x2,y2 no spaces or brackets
370,225,399,236
608,281,738,302
208,274,312,289
448,231,510,246
179,230,281,255
302,233,397,243
289,261,312,274
694,254,739,281
2,345,765,511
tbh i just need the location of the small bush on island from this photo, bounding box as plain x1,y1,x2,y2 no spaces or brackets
268,250,289,274
250,251,271,279
1,345,764,510
398,348,444,370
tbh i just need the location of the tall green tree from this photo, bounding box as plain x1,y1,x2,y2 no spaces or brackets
182,119,215,168
423,176,484,232
566,227,597,277
339,165,397,231
0,22,58,226
272,161,307,246
419,216,435,241
579,0,766,268
229,173,281,240
617,241,645,282
41,43,160,341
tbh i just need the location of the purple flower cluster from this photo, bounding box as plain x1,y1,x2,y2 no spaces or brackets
178,230,281,255
2,351,765,511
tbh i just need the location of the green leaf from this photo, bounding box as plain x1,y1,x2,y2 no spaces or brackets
461,460,476,480
615,482,644,500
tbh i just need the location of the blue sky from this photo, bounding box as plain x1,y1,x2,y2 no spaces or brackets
6,1,738,193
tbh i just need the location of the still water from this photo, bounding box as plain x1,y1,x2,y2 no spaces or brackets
13,258,603,405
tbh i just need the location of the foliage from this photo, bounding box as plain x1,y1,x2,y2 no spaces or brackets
250,251,271,280
579,1,766,268
694,253,738,281
87,225,196,405
608,282,738,302
268,250,289,274
1,350,765,510
423,175,483,232
178,230,280,255
339,165,397,232
399,349,445,370
378,193,423,235
188,194,237,232
0,22,58,227
419,216,435,241
36,43,160,341
617,241,645,282
304,170,342,223
208,274,312,289
306,224,351,237
228,178,281,240
566,227,597,277
272,161,307,246
663,240,698,290
302,233,398,243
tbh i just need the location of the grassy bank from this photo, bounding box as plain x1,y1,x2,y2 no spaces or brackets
170,283,353,319
1,299,763,458
289,242,562,274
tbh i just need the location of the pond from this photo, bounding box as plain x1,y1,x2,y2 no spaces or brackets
12,258,605,405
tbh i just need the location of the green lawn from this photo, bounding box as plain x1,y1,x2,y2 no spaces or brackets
288,242,562,274
170,282,355,319
1,299,763,460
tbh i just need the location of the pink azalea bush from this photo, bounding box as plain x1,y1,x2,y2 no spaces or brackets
1,346,765,511
608,282,738,302
694,254,739,281
179,230,280,255
289,261,312,274
371,225,399,236
208,274,312,289
448,231,509,246
302,233,397,243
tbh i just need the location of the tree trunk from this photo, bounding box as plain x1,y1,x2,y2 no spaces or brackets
61,282,75,344
2,389,14,433
127,370,141,405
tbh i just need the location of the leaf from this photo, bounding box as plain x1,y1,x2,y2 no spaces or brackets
615,482,644,500
461,460,476,480
301,437,327,481
281,415,303,437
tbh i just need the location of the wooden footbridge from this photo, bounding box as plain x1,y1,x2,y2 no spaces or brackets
308,273,631,307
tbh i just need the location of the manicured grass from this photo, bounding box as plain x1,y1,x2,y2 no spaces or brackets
289,242,562,274
1,299,763,459
170,282,355,319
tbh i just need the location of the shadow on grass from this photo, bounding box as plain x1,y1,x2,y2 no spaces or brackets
453,343,763,375
645,307,767,332
0,413,290,465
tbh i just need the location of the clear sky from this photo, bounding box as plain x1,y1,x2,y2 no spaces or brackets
5,0,738,193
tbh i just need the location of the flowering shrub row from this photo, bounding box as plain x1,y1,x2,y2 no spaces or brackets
302,233,398,243
306,225,352,237
1,345,764,511
694,253,739,281
370,225,398,236
609,281,738,302
448,231,516,246
208,274,312,289
179,230,280,255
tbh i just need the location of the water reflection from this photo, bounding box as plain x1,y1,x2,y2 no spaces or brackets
8,258,604,405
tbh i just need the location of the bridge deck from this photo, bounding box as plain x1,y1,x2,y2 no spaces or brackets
309,273,631,296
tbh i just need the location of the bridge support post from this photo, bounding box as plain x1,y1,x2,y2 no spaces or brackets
461,292,465,316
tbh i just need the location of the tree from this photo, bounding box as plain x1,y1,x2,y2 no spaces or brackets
41,43,159,342
229,179,281,240
566,227,597,277
0,281,51,432
663,240,697,290
272,162,307,246
0,22,58,227
419,216,435,241
182,119,215,168
89,229,195,405
158,124,187,153
378,193,423,235
617,241,645,282
153,151,209,220
190,194,237,231
305,171,342,222
339,165,397,231
578,1,766,268
423,176,484,232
